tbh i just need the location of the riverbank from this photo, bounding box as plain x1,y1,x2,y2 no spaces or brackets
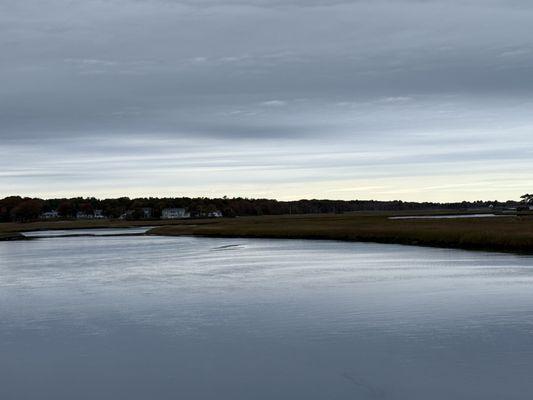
0,219,180,240
0,232,26,241
3,213,533,254
148,213,533,254
0,210,484,238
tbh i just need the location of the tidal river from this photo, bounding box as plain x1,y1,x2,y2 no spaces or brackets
1,230,533,399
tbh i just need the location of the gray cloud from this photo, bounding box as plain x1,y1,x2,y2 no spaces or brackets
1,0,533,200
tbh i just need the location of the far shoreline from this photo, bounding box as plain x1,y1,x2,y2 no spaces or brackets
147,213,533,255
150,230,530,256
2,212,533,256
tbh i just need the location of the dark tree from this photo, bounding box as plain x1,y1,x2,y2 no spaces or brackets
57,201,74,217
79,203,94,215
11,199,43,222
521,194,533,204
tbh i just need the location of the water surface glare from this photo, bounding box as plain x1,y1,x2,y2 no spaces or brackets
21,226,153,237
1,233,533,399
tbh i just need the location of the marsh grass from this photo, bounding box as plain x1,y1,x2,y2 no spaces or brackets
3,213,533,253
0,219,185,240
148,214,533,254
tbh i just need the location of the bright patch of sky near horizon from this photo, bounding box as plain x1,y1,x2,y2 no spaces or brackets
1,0,533,201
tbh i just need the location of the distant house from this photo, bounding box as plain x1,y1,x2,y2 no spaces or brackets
142,207,153,219
119,210,135,220
94,209,105,219
76,211,93,219
40,210,59,219
208,210,223,218
161,208,190,219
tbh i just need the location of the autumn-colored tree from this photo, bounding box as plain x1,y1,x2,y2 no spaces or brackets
10,199,43,222
57,201,74,217
79,203,94,215
0,195,524,222
0,196,23,221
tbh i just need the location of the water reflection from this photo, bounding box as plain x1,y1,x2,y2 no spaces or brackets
1,235,533,399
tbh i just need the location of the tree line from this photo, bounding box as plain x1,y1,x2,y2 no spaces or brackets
0,195,522,222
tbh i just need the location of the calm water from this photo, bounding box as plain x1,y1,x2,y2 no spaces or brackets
1,231,533,399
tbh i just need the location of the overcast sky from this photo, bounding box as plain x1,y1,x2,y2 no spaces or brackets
2,0,532,201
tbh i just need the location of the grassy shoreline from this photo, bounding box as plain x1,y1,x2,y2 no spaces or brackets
147,213,533,254
2,213,533,255
0,219,182,241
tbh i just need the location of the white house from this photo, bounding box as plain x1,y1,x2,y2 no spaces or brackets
94,209,105,219
40,210,59,219
76,211,93,219
208,210,223,218
161,208,190,219
142,207,153,219
119,210,135,220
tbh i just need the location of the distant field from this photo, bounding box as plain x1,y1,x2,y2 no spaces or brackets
148,213,533,254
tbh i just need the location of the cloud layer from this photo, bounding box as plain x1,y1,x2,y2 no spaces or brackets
2,0,533,200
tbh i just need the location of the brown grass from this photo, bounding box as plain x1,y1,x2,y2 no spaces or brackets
3,213,533,254
148,214,533,254
0,219,186,240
